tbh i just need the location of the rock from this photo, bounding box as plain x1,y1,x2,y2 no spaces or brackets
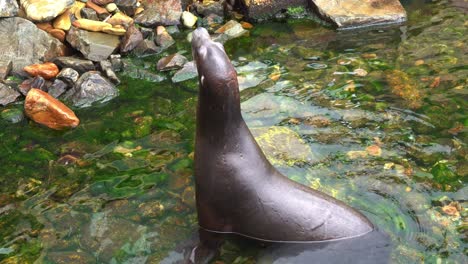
20,0,75,22
106,12,134,27
193,0,224,17
48,28,66,42
155,26,175,50
66,27,120,61
0,18,66,76
92,0,113,5
120,24,144,53
80,7,99,20
241,0,306,20
114,0,137,16
134,39,159,57
25,88,79,130
0,83,21,106
135,0,182,27
309,0,407,28
72,19,113,32
52,57,96,73
0,60,12,80
172,61,198,83
200,13,224,31
24,62,60,80
101,26,126,36
18,76,47,95
140,26,154,39
57,68,80,86
1,107,24,123
157,54,187,71
106,3,118,13
64,71,118,107
85,1,110,16
182,11,197,28
213,20,248,43
70,1,86,20
48,79,69,98
98,61,120,85
0,0,19,17
109,55,123,72
53,9,72,31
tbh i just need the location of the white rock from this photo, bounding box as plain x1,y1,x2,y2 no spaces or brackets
182,11,198,28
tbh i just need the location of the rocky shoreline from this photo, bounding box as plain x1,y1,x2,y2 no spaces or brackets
0,0,406,130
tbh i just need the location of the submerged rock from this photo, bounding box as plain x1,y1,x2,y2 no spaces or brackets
66,27,120,61
0,17,66,75
20,0,75,22
65,72,118,108
172,61,198,83
24,88,79,130
135,0,183,27
309,0,406,28
157,54,188,72
0,83,21,106
0,0,19,17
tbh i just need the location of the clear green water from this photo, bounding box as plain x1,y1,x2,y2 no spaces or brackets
0,1,466,263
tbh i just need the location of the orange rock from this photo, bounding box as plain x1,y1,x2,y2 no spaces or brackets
366,145,382,157
48,29,66,42
86,1,109,15
25,89,80,130
24,62,59,80
36,22,53,32
240,21,254,29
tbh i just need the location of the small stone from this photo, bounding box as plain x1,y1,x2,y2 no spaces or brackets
109,54,123,72
52,57,96,73
64,71,118,108
98,60,120,85
53,9,72,31
72,19,113,32
346,150,368,159
414,59,425,66
441,202,460,217
0,83,21,106
181,11,197,28
85,0,109,15
48,79,69,98
24,62,60,80
57,68,80,86
80,7,99,20
92,0,113,5
48,28,66,42
114,0,137,16
66,27,120,61
157,53,188,71
18,76,47,95
213,20,248,43
106,3,118,13
133,39,159,57
20,0,75,22
102,25,127,36
0,0,19,17
25,88,80,130
0,60,13,80
354,68,368,77
366,145,382,157
120,24,143,53
106,12,134,27
172,61,198,83
155,26,175,50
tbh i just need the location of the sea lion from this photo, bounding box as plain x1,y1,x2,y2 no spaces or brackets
192,27,373,242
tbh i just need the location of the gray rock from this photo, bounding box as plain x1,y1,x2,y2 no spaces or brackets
109,55,123,72
20,0,75,22
157,54,188,72
309,0,407,28
0,0,19,17
64,71,118,108
81,8,99,21
172,61,198,83
135,0,182,27
120,24,144,54
66,27,120,61
57,68,80,86
53,57,96,74
213,20,248,43
200,13,224,31
133,39,159,57
0,17,66,76
48,79,69,98
0,83,21,106
0,60,12,80
18,76,47,96
114,0,137,16
194,0,225,17
98,61,120,85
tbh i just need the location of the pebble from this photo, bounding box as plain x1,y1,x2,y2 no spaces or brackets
106,3,118,13
182,11,197,28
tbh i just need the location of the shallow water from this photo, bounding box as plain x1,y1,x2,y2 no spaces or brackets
0,0,467,263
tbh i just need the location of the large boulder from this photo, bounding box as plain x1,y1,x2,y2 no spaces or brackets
309,0,407,28
64,72,118,108
66,27,120,61
20,0,75,22
0,17,66,76
0,0,19,17
135,0,183,27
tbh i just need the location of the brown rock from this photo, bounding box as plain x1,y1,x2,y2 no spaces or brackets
120,24,143,53
36,22,53,31
53,9,72,31
24,88,80,130
86,1,110,15
24,62,60,79
92,0,114,5
49,28,66,42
